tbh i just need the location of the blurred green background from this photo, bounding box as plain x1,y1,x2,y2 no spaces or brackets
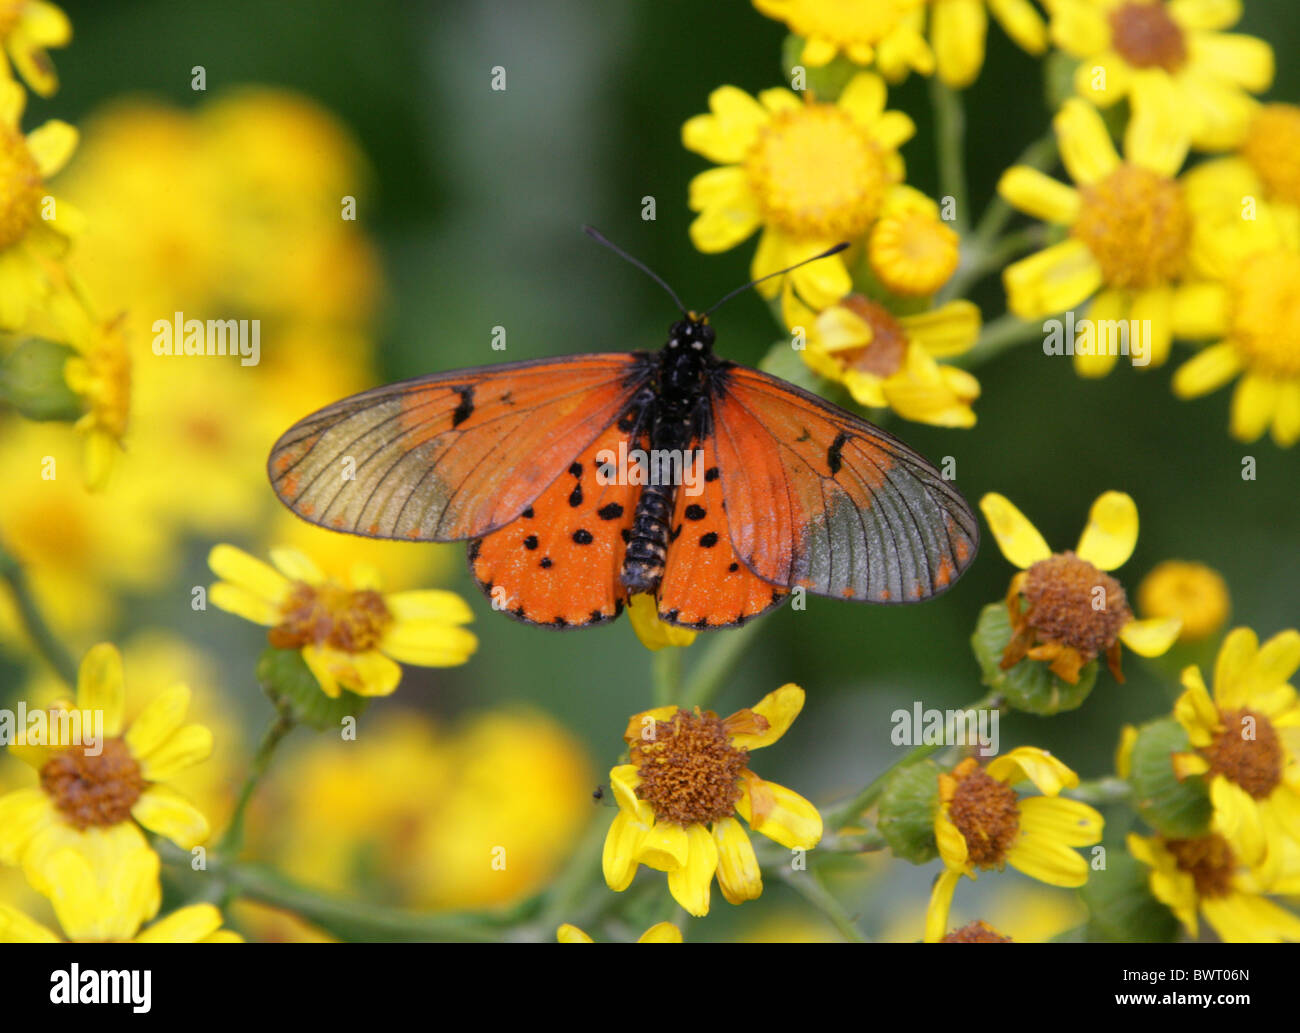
24,0,1300,936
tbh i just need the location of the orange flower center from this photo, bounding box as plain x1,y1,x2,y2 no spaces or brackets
0,124,42,249
1021,551,1133,659
1165,834,1235,899
836,295,909,378
1072,165,1190,289
941,920,1012,943
745,105,890,240
1228,250,1300,379
1201,707,1283,800
868,208,960,297
1242,104,1300,207
1109,2,1187,72
631,708,748,825
948,765,1020,868
40,738,147,828
269,581,393,652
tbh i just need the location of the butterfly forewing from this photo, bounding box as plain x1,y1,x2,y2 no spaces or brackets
268,355,651,542
711,366,979,603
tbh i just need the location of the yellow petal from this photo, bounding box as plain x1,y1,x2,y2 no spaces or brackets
998,166,1080,225
637,921,683,943
1005,831,1091,887
610,764,654,824
1055,98,1121,187
1170,282,1230,339
1190,32,1275,93
131,785,210,849
836,72,887,128
1272,383,1300,448
989,0,1048,53
1003,239,1103,319
987,746,1079,796
124,683,191,762
1016,795,1104,847
134,723,213,782
900,300,981,358
739,779,823,849
1172,342,1242,398
1253,630,1300,688
934,809,969,870
0,904,60,943
1214,626,1259,708
1074,490,1138,571
1174,666,1220,744
924,868,963,943
24,120,77,179
385,590,474,624
268,546,325,586
75,642,125,738
979,493,1051,568
0,789,56,865
1230,373,1278,442
208,583,280,626
208,544,291,604
667,823,718,917
931,0,988,89
626,593,697,651
727,683,803,751
135,904,224,943
682,85,769,164
1125,75,1189,178
602,811,648,891
687,166,761,253
1120,617,1183,657
380,621,478,666
713,816,763,905
556,923,594,943
637,819,691,872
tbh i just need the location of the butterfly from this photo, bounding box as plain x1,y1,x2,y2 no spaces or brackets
268,233,979,631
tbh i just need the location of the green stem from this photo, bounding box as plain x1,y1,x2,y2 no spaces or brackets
652,648,682,708
0,545,78,687
218,710,296,857
681,618,766,710
930,78,970,236
825,692,1001,830
970,131,1058,252
777,867,867,942
943,226,1046,302
1065,776,1132,807
951,313,1043,370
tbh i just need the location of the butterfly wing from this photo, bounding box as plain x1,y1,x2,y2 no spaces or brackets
468,421,641,627
709,364,978,603
655,434,789,628
269,354,653,541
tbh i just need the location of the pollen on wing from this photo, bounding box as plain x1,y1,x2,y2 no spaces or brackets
631,708,748,825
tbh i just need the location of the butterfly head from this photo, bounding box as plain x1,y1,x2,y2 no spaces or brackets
667,313,716,354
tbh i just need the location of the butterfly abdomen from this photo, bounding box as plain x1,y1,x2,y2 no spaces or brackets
621,481,677,592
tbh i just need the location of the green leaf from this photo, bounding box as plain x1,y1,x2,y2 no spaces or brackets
780,34,858,102
1128,718,1212,838
256,646,368,731
877,759,941,864
1079,845,1180,942
971,602,1098,716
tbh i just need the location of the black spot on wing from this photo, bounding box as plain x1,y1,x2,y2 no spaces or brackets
827,430,848,476
451,385,475,427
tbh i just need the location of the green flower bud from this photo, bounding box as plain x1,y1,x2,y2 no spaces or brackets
781,34,858,103
877,759,942,864
1128,718,1212,838
971,602,1098,716
257,646,367,732
1078,843,1180,942
1,337,83,421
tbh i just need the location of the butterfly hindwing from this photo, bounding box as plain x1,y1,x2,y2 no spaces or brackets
710,365,978,603
269,354,652,541
468,422,640,628
656,435,789,628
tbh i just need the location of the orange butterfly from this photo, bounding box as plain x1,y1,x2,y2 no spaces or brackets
268,236,978,630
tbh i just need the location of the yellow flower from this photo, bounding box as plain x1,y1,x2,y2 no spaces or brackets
925,747,1103,942
865,187,961,297
603,685,822,917
919,0,1049,87
0,643,212,910
788,290,981,427
1,884,240,943
1238,103,1300,215
1137,560,1229,642
753,0,934,76
1044,0,1273,151
1169,168,1300,446
981,491,1182,683
627,593,697,651
0,0,69,98
56,304,131,491
0,78,80,329
1128,831,1300,942
1000,92,1194,375
683,74,914,310
1170,627,1300,888
556,922,682,943
209,544,477,698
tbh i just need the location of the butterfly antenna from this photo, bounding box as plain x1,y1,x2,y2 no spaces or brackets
583,225,688,316
703,242,850,317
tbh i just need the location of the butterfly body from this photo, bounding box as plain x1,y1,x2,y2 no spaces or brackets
269,313,979,631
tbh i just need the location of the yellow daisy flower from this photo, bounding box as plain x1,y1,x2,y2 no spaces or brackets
788,291,981,428
753,0,932,73
603,685,823,918
1170,627,1300,888
1044,0,1273,151
2,879,240,943
1128,831,1300,942
0,643,212,906
1137,560,1229,642
864,187,961,298
683,74,914,310
980,491,1182,683
999,92,1194,376
0,78,80,329
0,0,69,98
1237,103,1300,216
925,747,1103,941
1169,173,1300,446
208,544,477,699
556,922,682,943
917,0,1049,88
56,303,131,492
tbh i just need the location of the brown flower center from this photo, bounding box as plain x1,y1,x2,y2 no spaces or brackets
1165,834,1235,899
1201,708,1283,799
837,295,908,378
40,738,147,829
269,581,393,652
1021,552,1132,659
1072,165,1190,289
942,920,1012,943
948,766,1020,868
631,708,748,825
1109,2,1187,72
